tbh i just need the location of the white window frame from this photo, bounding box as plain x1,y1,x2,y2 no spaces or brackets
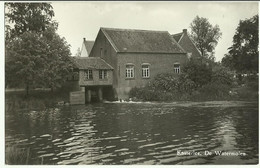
142,64,150,78
84,69,93,80
174,63,180,74
126,64,134,78
99,70,107,79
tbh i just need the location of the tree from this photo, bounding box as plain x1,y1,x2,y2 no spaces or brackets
5,3,55,37
190,16,222,60
5,32,48,95
75,47,81,57
182,58,212,88
222,15,258,74
6,27,73,95
5,3,73,95
41,26,73,91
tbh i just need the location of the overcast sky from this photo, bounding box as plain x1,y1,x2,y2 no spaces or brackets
52,1,258,61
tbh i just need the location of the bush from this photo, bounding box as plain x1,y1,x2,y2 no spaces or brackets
129,61,250,102
129,73,194,101
211,65,234,86
129,87,160,101
182,59,212,87
244,75,258,91
194,82,232,100
148,73,179,92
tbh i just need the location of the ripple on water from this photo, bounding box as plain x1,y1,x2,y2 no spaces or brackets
5,101,258,165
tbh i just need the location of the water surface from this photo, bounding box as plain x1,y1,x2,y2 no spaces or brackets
5,100,259,165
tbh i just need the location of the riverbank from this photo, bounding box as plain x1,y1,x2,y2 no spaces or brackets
5,84,258,108
106,100,258,107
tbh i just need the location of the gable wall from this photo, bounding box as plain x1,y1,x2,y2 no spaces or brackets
179,34,201,58
81,42,89,57
89,30,119,96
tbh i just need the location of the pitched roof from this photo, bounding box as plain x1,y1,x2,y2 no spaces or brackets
83,40,95,54
172,32,183,43
171,31,202,58
100,27,185,54
73,57,113,70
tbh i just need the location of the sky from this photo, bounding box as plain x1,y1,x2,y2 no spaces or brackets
51,2,257,61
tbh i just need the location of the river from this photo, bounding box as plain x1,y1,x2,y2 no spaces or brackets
5,99,259,165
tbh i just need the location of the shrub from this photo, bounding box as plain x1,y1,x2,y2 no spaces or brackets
244,75,258,91
195,82,232,100
182,59,212,87
148,73,179,92
129,73,194,101
211,65,234,86
129,87,159,101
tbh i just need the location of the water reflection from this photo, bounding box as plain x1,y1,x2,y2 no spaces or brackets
5,99,258,165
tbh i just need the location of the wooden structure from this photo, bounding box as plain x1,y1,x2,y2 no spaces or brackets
71,57,113,103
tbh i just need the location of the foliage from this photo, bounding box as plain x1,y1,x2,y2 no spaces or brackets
181,59,212,88
243,75,258,91
129,72,196,101
5,32,48,91
222,15,258,74
6,28,73,94
190,16,222,60
75,48,81,57
195,82,232,101
148,73,179,92
129,60,235,101
5,2,73,95
41,26,73,90
211,65,234,86
5,3,55,38
129,87,160,101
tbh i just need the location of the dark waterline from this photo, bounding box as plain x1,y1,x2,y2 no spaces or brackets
5,99,259,165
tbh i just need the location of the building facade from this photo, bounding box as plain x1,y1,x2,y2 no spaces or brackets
87,27,188,99
73,27,204,101
80,38,95,57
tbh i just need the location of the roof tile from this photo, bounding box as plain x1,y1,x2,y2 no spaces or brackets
101,27,185,53
73,57,113,70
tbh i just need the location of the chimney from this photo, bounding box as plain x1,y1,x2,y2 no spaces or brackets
83,37,86,42
183,29,187,34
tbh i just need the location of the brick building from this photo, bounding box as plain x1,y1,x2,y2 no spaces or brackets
73,27,201,102
172,29,202,59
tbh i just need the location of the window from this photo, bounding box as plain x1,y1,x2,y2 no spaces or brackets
126,64,134,78
142,64,150,78
174,63,180,74
84,70,93,80
99,70,107,79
